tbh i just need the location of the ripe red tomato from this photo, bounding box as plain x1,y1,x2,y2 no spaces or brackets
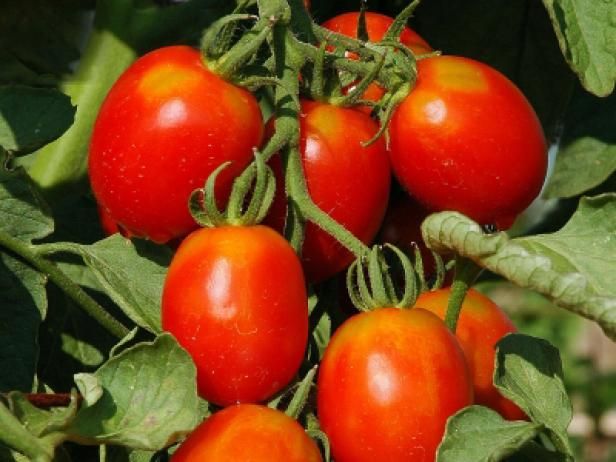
322,12,432,113
89,45,263,243
317,307,473,462
322,12,431,56
172,404,323,462
266,100,391,283
97,204,130,238
416,288,527,420
161,225,308,406
389,55,547,229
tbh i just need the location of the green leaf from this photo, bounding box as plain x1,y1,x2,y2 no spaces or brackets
103,445,159,462
0,1,91,79
0,86,75,155
544,89,616,199
0,400,58,462
542,0,616,97
421,195,616,339
437,406,543,462
0,253,47,392
544,138,616,199
71,235,172,333
68,334,200,450
37,293,116,393
73,373,103,407
7,391,80,438
0,168,53,243
495,334,573,457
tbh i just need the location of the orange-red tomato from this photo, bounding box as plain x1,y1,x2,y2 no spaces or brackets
416,288,527,420
97,204,131,238
317,308,473,462
172,404,323,462
162,225,308,406
266,100,391,283
322,11,431,56
389,55,547,229
89,46,263,243
322,12,432,112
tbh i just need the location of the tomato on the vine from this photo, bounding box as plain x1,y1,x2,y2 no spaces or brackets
416,288,527,420
317,307,473,462
89,45,263,243
266,99,391,283
389,55,547,229
161,225,308,406
321,12,431,56
172,404,323,461
322,12,431,112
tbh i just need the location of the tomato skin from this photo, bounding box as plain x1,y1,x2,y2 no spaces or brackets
161,225,308,406
317,308,473,462
416,288,527,420
172,404,323,462
89,46,263,243
389,55,547,229
322,12,431,55
266,100,391,283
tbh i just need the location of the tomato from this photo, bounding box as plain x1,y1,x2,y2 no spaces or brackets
322,12,431,113
266,100,391,283
389,55,547,229
317,307,473,462
416,288,527,420
322,12,431,56
89,46,263,243
161,225,308,406
97,204,129,237
172,404,323,462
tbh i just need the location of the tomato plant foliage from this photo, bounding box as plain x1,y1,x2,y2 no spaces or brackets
0,0,615,461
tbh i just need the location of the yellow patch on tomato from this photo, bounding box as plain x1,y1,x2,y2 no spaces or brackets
432,58,488,93
138,65,202,100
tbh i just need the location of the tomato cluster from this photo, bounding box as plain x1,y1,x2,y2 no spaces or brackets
87,7,546,461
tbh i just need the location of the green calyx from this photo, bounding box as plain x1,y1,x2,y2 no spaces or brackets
189,151,276,228
347,244,419,312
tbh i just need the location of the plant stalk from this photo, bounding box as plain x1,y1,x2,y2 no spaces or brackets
444,256,483,332
0,232,129,339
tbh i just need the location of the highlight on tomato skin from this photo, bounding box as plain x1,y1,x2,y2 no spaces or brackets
88,45,264,244
416,287,527,421
389,55,548,229
161,225,309,407
317,307,473,462
265,99,391,283
171,404,323,462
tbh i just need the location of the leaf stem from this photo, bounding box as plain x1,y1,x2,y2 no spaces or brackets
0,232,129,339
444,256,483,332
0,401,54,461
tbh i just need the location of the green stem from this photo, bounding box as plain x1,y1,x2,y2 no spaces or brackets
28,0,138,201
444,256,483,332
0,232,129,339
0,401,54,462
271,27,369,258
